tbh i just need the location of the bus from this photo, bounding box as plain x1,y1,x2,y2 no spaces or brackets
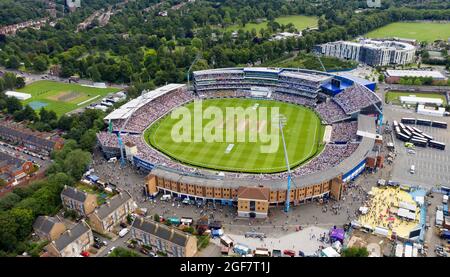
393,120,399,128
398,133,410,142
411,138,428,147
254,248,271,257
432,121,448,129
403,129,412,138
401,118,416,124
405,125,415,133
399,122,406,130
429,140,446,150
395,127,401,134
412,127,423,134
422,133,434,141
416,118,432,126
412,132,425,139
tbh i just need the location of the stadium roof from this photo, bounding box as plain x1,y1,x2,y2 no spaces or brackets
386,70,447,80
279,71,331,83
244,67,281,74
104,84,186,121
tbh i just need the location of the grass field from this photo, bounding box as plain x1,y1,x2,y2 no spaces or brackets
225,15,318,33
146,98,324,173
385,91,447,105
18,81,121,116
365,22,450,42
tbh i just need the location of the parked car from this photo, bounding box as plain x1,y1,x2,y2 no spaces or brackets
120,222,128,228
140,248,150,255
93,242,102,249
107,247,116,255
283,250,295,257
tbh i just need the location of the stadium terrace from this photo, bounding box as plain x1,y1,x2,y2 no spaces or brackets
97,67,382,218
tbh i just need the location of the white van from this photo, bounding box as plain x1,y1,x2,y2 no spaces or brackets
119,228,129,238
160,194,172,201
410,165,415,174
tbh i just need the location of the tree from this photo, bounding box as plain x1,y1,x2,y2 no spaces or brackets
63,149,92,180
39,108,57,124
79,129,97,152
6,97,22,114
154,214,160,222
6,55,20,69
15,77,25,89
10,208,34,240
108,247,140,257
0,211,19,252
32,55,48,72
341,247,369,257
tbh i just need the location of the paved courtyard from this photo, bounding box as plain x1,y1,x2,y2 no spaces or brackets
213,226,330,256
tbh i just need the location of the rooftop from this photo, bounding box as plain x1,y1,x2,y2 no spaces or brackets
104,84,186,121
33,216,63,235
61,186,89,203
237,186,270,201
131,217,194,247
52,221,90,251
93,191,133,220
386,70,447,79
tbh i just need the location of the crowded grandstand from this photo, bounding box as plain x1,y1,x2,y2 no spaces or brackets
97,67,381,190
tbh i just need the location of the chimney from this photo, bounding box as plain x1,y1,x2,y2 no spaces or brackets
67,229,71,236
106,201,111,207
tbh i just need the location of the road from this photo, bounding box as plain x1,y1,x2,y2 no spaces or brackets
96,231,132,257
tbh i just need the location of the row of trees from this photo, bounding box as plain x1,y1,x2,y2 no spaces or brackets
2,0,449,90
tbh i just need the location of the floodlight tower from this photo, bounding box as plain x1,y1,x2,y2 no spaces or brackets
187,52,202,91
279,116,291,213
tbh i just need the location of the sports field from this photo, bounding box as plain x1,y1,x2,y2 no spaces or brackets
146,98,324,173
385,91,447,105
365,22,450,42
225,15,318,33
18,80,121,116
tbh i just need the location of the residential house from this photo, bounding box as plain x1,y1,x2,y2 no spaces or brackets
33,216,66,241
131,217,198,257
0,152,34,186
0,121,64,155
61,185,98,217
88,191,136,234
46,220,93,257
